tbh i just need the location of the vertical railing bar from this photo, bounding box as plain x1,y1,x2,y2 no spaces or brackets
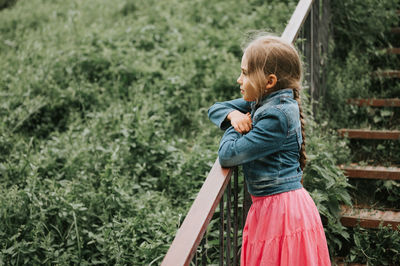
201,237,206,266
301,23,305,59
303,9,311,93
226,180,232,266
310,2,314,102
312,0,320,115
320,0,330,101
242,183,244,230
219,195,224,266
233,167,239,266
243,180,251,228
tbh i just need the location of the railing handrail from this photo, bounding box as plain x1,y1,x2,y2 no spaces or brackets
161,1,314,265
282,0,314,44
161,159,233,265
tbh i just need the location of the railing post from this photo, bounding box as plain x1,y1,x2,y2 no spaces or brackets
219,193,224,266
311,0,320,115
233,167,239,266
303,12,312,94
243,180,252,228
320,0,331,104
226,180,232,266
303,0,322,116
161,159,233,266
201,237,207,266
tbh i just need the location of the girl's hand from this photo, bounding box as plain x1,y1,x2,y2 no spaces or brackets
227,110,252,134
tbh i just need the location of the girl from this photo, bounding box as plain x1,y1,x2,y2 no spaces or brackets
208,36,331,265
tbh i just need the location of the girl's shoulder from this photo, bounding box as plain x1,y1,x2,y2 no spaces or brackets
253,98,299,129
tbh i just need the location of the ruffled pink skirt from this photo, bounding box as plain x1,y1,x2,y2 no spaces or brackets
241,188,331,266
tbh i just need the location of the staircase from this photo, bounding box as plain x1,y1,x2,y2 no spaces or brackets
338,10,400,235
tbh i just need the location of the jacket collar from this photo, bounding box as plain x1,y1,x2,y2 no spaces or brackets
252,88,294,110
261,88,293,103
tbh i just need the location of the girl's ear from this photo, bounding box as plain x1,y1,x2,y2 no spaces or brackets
265,74,277,89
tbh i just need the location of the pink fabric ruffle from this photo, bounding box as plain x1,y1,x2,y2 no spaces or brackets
241,188,331,266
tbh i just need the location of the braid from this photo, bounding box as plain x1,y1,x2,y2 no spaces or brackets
292,88,307,171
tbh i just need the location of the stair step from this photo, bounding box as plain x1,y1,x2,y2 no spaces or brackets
340,205,400,230
374,70,400,78
387,47,400,54
347,98,400,107
340,164,400,180
392,27,400,34
338,129,400,140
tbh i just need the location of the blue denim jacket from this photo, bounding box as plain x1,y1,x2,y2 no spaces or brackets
208,89,303,196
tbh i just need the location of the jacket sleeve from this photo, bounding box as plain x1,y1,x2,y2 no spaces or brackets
218,107,288,167
208,98,252,130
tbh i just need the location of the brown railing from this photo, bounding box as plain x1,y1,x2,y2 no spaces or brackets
162,0,329,265
161,159,234,265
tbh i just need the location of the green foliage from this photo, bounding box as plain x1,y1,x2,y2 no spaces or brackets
1,0,383,264
322,0,400,264
330,0,399,60
302,92,352,255
349,139,400,167
325,0,399,129
0,0,301,264
0,0,16,10
346,226,400,265
349,178,400,211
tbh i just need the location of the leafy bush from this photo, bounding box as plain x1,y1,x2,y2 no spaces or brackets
5,0,391,264
325,0,399,129
0,0,17,10
322,0,400,264
0,0,300,264
347,225,400,265
300,91,352,256
330,0,399,60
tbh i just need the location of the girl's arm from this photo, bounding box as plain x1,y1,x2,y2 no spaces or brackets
208,98,252,130
218,107,287,167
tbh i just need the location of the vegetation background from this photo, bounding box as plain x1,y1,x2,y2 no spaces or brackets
0,0,398,265
323,0,400,264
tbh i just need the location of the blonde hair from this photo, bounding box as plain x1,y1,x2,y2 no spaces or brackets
244,36,307,171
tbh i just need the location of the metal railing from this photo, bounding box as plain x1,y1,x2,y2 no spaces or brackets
161,0,329,265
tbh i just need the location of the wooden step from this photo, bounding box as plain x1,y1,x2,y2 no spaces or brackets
387,47,400,54
392,27,400,34
340,164,400,180
338,129,400,140
340,205,400,230
374,70,400,78
347,98,400,107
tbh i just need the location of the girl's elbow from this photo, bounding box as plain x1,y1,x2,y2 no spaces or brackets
207,107,213,119
218,156,233,168
218,151,236,167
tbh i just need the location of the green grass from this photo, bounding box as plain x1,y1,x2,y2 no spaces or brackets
5,0,393,264
0,0,300,264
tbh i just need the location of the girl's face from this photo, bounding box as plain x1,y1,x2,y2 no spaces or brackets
237,54,258,102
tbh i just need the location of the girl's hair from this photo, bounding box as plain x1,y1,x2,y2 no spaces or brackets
244,35,307,171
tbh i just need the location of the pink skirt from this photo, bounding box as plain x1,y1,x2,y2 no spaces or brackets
241,188,331,266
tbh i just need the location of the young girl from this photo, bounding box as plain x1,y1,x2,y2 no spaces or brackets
208,36,331,265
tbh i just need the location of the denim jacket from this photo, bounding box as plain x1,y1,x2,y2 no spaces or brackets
208,89,303,196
